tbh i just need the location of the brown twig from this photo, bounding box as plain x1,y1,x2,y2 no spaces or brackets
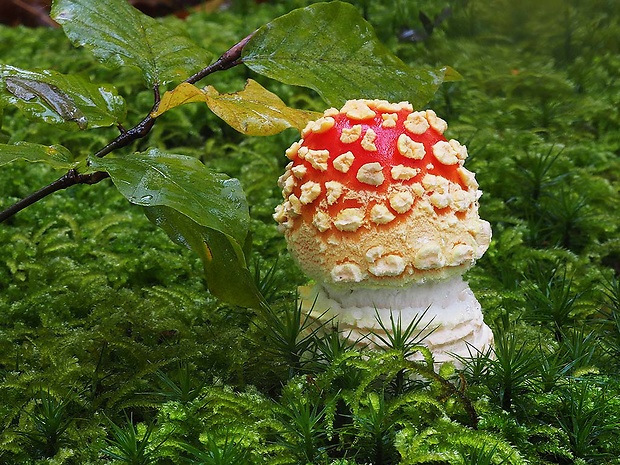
0,170,110,223
185,32,254,84
11,0,58,28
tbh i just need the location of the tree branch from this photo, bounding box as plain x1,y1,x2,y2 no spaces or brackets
0,170,109,223
185,32,254,85
0,32,254,224
92,86,160,159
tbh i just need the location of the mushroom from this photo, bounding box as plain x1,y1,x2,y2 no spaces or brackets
274,99,493,365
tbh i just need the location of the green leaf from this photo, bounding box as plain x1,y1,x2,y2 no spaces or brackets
88,149,249,246
0,65,125,129
145,206,264,308
242,1,453,108
152,80,321,136
0,142,75,169
51,0,213,87
89,149,263,307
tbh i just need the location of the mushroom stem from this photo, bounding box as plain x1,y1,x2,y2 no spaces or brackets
300,275,494,366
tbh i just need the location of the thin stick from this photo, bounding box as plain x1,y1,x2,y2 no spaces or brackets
0,171,109,223
185,32,254,84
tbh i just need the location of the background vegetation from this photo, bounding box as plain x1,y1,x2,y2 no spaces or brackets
1,0,619,463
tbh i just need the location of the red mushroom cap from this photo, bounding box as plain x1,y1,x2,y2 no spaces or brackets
274,99,491,287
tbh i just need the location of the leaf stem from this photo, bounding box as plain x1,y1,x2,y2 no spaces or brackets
1,33,254,223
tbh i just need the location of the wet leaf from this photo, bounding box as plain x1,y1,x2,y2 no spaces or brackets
152,80,320,135
0,142,75,169
88,149,264,306
89,148,263,308
51,0,213,86
5,77,86,129
202,80,321,135
145,206,265,308
242,1,456,108
0,65,125,129
88,148,249,246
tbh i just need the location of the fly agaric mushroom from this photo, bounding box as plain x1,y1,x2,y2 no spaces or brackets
274,99,493,364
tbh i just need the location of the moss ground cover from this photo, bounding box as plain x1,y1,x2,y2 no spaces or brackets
1,0,619,463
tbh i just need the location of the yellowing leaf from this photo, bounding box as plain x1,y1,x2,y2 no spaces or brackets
204,79,321,135
152,79,320,135
151,82,206,118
